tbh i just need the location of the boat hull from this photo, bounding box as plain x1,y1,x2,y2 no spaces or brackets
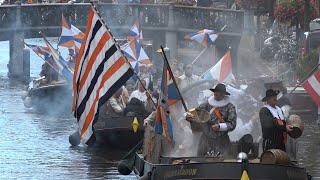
93,114,146,149
26,83,72,115
133,154,309,180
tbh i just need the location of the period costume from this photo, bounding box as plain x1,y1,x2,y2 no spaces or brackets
264,81,292,119
259,89,287,152
197,84,237,156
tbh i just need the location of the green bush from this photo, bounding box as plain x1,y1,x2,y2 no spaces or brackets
294,49,319,79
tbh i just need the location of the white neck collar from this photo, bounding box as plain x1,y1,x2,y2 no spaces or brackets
264,104,284,120
208,96,230,108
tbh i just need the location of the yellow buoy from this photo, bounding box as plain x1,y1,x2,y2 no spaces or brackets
132,117,139,133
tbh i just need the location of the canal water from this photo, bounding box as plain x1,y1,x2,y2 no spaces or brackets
0,40,135,179
0,39,319,179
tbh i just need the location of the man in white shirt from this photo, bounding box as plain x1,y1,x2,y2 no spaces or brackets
129,80,148,103
179,63,202,89
129,80,156,112
179,63,202,108
107,87,128,113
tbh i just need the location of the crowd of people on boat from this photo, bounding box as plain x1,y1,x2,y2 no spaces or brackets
29,47,295,158
126,57,293,158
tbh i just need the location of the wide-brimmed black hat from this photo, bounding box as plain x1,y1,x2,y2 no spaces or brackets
210,83,230,95
262,89,280,102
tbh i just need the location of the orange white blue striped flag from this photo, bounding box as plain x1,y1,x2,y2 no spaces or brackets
72,6,134,145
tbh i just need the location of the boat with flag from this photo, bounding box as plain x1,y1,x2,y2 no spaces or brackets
116,47,311,179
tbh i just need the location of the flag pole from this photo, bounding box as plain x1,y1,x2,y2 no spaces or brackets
21,39,65,79
90,3,157,108
288,63,320,94
160,45,188,112
191,48,207,65
191,25,227,65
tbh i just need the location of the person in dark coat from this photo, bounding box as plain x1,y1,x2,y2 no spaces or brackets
264,81,292,119
187,83,237,157
259,89,293,152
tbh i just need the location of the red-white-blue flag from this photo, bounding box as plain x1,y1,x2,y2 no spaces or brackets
202,49,235,83
303,69,320,106
184,29,219,48
154,61,181,145
58,15,85,53
127,18,143,42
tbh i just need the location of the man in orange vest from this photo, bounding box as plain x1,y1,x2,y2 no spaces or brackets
259,89,293,152
187,83,237,157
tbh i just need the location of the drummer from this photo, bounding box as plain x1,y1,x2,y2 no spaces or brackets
186,83,237,157
259,89,293,152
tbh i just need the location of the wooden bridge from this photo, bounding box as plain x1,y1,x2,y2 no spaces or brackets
0,2,244,80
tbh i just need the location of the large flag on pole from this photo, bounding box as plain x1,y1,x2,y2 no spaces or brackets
154,61,181,145
58,15,85,53
202,49,235,83
184,29,219,48
303,69,320,106
72,6,134,145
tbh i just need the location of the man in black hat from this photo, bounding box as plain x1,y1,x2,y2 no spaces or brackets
259,89,293,152
187,83,237,157
264,81,292,119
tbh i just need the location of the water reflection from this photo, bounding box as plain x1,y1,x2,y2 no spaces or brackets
297,117,320,177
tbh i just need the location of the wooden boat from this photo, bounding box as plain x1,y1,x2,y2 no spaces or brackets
118,126,311,180
131,153,309,180
23,80,72,115
93,114,146,149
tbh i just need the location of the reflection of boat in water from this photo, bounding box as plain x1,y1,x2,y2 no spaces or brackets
93,114,146,149
22,78,72,115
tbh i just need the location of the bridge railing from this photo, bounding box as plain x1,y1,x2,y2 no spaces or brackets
0,3,243,34
173,5,243,33
0,5,17,30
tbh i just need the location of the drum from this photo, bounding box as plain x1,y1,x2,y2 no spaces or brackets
287,114,304,139
188,108,210,132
